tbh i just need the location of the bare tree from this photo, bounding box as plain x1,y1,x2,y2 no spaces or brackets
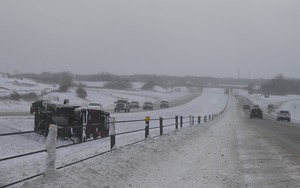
58,72,73,92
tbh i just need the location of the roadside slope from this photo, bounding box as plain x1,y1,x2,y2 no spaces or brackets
115,96,242,188
21,95,243,188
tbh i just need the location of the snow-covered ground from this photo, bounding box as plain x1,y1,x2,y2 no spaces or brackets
2,76,300,187
0,74,195,112
0,86,228,187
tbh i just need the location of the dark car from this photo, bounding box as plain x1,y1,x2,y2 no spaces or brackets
143,102,153,110
129,101,139,109
114,99,130,112
243,105,250,110
249,108,263,119
160,101,169,108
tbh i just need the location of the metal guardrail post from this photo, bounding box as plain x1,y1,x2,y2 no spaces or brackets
175,116,178,129
145,116,150,138
159,117,163,135
192,116,194,125
180,116,183,128
110,117,116,150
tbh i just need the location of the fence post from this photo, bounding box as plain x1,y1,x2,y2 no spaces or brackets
198,116,201,124
192,116,194,125
175,116,178,129
110,117,116,150
145,116,150,138
159,117,163,135
180,116,183,128
45,124,57,171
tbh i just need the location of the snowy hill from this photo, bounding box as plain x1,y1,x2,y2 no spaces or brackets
0,74,192,112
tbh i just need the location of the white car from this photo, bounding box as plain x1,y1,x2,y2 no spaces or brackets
276,110,291,122
87,103,103,110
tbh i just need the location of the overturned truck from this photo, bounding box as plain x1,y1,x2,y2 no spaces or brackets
30,100,110,142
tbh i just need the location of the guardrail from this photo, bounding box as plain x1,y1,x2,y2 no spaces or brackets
0,99,228,188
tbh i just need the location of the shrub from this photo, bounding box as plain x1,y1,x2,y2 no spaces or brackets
10,91,21,101
23,92,38,101
141,81,156,90
57,72,73,92
76,84,87,99
104,80,132,90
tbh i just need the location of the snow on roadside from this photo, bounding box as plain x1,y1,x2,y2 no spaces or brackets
0,75,57,96
0,89,228,188
19,97,241,188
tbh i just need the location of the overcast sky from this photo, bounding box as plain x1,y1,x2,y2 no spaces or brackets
0,0,299,79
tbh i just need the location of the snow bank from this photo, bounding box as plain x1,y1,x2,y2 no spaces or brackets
19,103,241,188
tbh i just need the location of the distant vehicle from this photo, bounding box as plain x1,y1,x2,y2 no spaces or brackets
243,105,250,110
249,108,263,119
252,105,260,109
277,110,291,122
224,88,230,94
129,101,139,109
234,91,239,97
143,102,153,110
267,104,274,109
114,99,130,112
160,101,169,108
87,103,103,110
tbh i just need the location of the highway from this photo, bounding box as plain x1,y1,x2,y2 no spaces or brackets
235,95,300,187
